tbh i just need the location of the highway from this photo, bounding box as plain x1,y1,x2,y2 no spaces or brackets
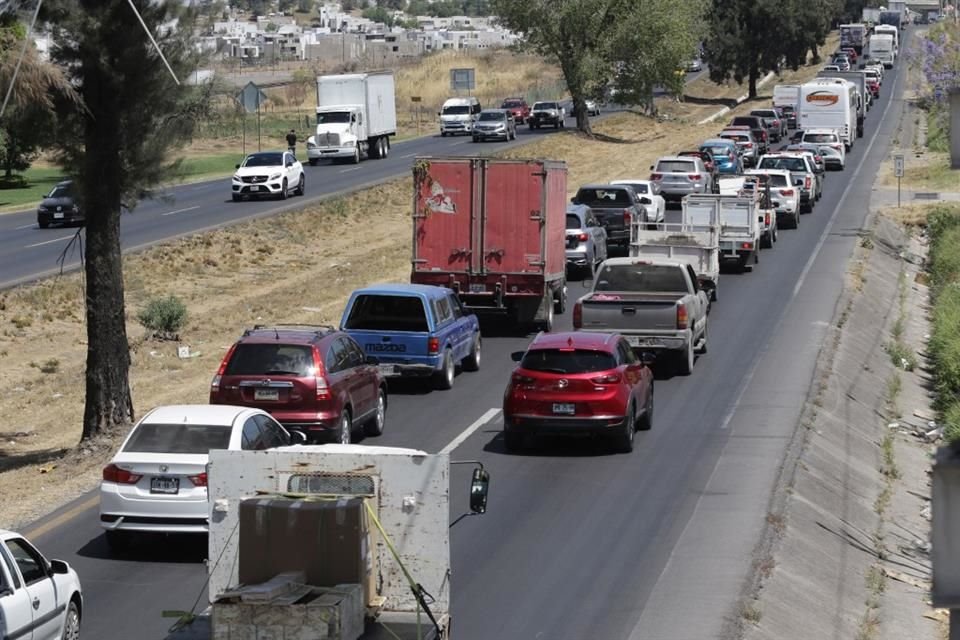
11,54,911,640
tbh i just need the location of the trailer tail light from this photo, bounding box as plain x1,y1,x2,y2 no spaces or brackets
210,343,237,395
103,464,142,485
188,472,208,487
780,189,795,196
688,174,702,181
764,211,771,226
573,302,582,329
741,242,754,250
591,372,622,384
650,173,663,181
805,176,812,190
428,337,440,355
676,303,688,330
312,346,331,400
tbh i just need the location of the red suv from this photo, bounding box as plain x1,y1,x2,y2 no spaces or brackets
502,332,655,453
500,97,531,124
210,325,387,444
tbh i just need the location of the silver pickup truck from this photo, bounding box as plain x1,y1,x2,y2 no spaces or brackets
572,257,710,375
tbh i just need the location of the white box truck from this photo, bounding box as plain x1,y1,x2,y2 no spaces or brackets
306,71,397,165
772,84,801,128
798,79,859,150
869,33,896,68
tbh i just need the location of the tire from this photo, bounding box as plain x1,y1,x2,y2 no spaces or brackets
541,296,555,332
472,136,479,143
554,287,566,314
295,174,305,196
231,195,240,202
62,599,81,640
279,178,288,200
441,132,447,137
435,349,455,390
696,323,708,354
529,124,535,131
364,388,386,437
352,145,361,164
761,231,772,249
462,335,481,371
710,286,717,303
309,158,318,166
554,121,559,129
638,389,653,431
614,405,635,453
677,342,694,376
337,409,352,444
382,137,390,158
584,260,595,281
38,219,49,228
754,250,759,264
105,529,132,552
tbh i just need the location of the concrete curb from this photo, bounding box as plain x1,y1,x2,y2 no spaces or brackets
696,71,777,125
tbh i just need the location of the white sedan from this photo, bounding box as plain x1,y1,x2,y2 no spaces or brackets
0,530,83,640
99,404,305,550
231,150,305,201
609,179,666,225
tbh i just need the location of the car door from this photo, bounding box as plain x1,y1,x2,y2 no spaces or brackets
443,293,471,360
324,339,357,414
338,336,375,419
0,540,35,640
617,339,647,408
3,537,61,640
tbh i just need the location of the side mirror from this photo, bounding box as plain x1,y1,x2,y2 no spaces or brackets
49,559,69,575
510,350,525,362
290,431,308,445
570,197,578,204
469,467,490,514
365,355,379,365
649,165,654,170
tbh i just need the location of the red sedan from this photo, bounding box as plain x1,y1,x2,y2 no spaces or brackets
502,331,655,453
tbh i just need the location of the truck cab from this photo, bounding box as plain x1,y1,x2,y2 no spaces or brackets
305,72,396,165
309,107,364,163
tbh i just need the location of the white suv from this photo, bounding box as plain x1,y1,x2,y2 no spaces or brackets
746,169,800,229
0,530,83,639
801,129,846,169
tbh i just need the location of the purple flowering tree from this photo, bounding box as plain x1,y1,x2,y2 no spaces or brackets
909,23,960,151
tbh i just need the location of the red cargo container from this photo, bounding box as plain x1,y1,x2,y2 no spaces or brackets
410,156,568,330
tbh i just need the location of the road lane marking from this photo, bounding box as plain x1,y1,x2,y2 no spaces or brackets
439,408,501,455
24,235,75,249
15,223,35,230
161,205,200,217
22,493,99,540
400,153,416,158
451,140,472,146
339,167,362,173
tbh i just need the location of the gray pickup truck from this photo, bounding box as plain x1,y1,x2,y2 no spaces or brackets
571,183,647,251
572,257,710,375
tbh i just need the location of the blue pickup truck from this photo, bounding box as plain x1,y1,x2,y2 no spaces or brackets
340,284,482,390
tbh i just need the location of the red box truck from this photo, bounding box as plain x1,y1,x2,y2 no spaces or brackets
410,156,568,331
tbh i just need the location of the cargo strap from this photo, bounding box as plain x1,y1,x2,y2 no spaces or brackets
364,499,443,640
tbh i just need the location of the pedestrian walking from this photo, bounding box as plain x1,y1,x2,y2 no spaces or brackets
286,129,297,158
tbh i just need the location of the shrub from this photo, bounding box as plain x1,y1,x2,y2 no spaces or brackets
137,295,188,339
944,400,960,445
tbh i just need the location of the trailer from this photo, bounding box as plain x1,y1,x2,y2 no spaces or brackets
306,72,397,165
840,23,867,55
409,157,568,330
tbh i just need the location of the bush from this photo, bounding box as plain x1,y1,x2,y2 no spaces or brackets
927,206,960,443
137,295,188,339
944,400,960,444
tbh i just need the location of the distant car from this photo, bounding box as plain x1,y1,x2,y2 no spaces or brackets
756,153,819,211
571,183,648,250
37,180,84,229
210,325,388,443
840,47,859,64
687,59,703,72
801,129,846,169
502,331,655,453
718,128,760,167
728,116,769,153
649,155,713,204
574,99,601,117
608,179,666,225
822,64,841,72
778,104,798,129
500,97,530,123
99,404,304,549
528,101,566,129
784,143,827,173
745,168,800,229
830,55,851,71
0,529,83,639
232,150,305,201
750,108,787,141
700,138,743,175
473,109,517,142
565,204,608,278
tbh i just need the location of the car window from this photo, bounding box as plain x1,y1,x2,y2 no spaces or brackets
435,296,453,325
224,344,314,376
47,184,73,198
575,188,631,206
686,265,700,291
241,417,266,451
0,543,20,589
566,213,583,229
702,145,730,157
344,294,429,332
763,174,789,187
655,160,697,173
124,422,232,453
4,539,46,586
620,340,639,364
594,264,688,292
338,336,364,368
326,339,347,374
758,157,807,172
242,153,284,167
254,414,289,448
803,133,838,143
448,294,463,319
478,112,505,121
625,182,648,194
520,349,617,374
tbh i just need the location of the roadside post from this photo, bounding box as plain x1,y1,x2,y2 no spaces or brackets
238,81,267,154
893,153,904,207
412,96,422,136
932,445,960,639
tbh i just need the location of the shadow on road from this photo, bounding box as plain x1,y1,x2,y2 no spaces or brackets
77,531,208,563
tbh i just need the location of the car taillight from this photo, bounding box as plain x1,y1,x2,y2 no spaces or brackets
650,173,663,180
780,189,795,196
623,209,632,224
188,472,208,487
744,142,753,148
211,343,237,392
830,144,841,150
765,212,771,226
511,372,536,387
677,303,688,330
741,241,754,250
805,176,812,189
591,372,622,384
573,302,582,329
761,131,768,141
577,232,588,241
103,464,141,484
688,174,702,181
312,346,330,400
428,337,440,354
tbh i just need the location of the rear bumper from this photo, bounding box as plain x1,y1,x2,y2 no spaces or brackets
505,414,627,436
378,362,438,377
38,211,84,225
99,485,209,533
566,250,590,266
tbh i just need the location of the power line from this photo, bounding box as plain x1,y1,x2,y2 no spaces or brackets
0,0,42,120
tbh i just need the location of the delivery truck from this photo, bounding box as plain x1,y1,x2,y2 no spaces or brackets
840,23,867,55
409,157,568,331
306,72,397,165
869,33,896,68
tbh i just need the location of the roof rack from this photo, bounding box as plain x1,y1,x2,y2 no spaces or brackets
244,324,336,337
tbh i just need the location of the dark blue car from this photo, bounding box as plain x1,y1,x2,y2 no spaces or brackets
700,139,742,175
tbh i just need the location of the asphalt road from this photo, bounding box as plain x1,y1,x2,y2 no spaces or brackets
12,55,910,640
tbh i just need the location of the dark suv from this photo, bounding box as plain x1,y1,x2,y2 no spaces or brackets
728,116,769,154
209,325,387,444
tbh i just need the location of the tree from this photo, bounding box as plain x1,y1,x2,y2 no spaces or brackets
378,0,406,9
41,0,215,440
296,0,316,13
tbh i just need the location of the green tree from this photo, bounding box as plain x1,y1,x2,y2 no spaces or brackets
378,0,406,9
297,0,316,13
278,0,296,13
42,0,215,439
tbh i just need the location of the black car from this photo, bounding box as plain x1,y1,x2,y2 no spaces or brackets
37,180,84,229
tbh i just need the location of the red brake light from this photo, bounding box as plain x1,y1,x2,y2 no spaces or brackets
650,173,663,180
103,464,142,485
741,241,754,249
623,209,632,224
188,472,208,487
677,303,688,330
573,302,583,329
805,176,812,189
765,212,771,226
211,343,238,393
428,337,440,354
591,372,622,384
688,174,702,181
577,232,588,241
780,189,795,196
312,346,330,400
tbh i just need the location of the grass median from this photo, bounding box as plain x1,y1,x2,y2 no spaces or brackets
926,204,960,442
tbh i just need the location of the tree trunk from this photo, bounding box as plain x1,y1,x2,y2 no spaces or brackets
80,31,134,441
3,130,14,179
572,95,593,135
811,44,821,65
748,64,759,99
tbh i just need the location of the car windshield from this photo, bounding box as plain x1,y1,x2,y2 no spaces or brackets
242,153,283,167
47,184,72,198
759,157,807,171
617,182,648,194
751,111,776,118
594,263,688,292
344,294,429,332
317,112,351,124
703,145,731,157
502,100,523,108
566,214,583,229
533,102,557,110
520,349,616,374
123,423,232,454
224,343,315,376
656,160,697,173
575,188,631,207
730,117,758,127
721,134,749,143
804,133,838,143
478,112,505,121
443,105,470,115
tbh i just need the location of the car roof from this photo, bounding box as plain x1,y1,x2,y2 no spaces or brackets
479,109,508,115
579,182,631,190
702,138,736,146
528,331,619,351
655,155,698,163
237,325,336,344
139,404,256,426
352,283,452,298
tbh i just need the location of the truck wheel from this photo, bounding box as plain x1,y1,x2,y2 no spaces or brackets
677,344,694,376
352,145,361,164
613,405,636,453
462,335,481,372
434,349,455,390
381,137,390,158
309,158,318,166
363,388,387,437
553,287,566,314
441,132,447,137
540,297,554,332
638,390,653,431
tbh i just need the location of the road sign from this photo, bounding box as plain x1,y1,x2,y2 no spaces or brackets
237,81,268,113
450,68,476,92
894,154,905,177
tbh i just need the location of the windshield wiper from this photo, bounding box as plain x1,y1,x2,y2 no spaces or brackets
262,370,301,375
536,367,569,374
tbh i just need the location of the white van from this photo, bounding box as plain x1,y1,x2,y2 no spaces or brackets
869,34,896,68
798,79,858,151
439,96,482,136
873,24,899,55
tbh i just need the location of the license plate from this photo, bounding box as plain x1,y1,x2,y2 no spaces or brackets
469,284,485,293
627,336,655,347
150,477,179,495
54,212,64,219
378,364,398,377
254,389,279,401
552,403,575,415
251,185,261,191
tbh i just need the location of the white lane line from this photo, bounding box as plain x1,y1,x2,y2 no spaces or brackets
439,408,501,455
339,167,362,173
15,223,35,230
451,140,472,146
400,153,416,158
160,205,200,217
717,56,897,431
24,235,74,249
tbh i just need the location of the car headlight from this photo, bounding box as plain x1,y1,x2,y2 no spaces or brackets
38,205,48,212
269,173,281,181
232,174,241,182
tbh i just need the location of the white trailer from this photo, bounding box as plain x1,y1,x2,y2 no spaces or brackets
699,188,762,272
306,72,397,165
